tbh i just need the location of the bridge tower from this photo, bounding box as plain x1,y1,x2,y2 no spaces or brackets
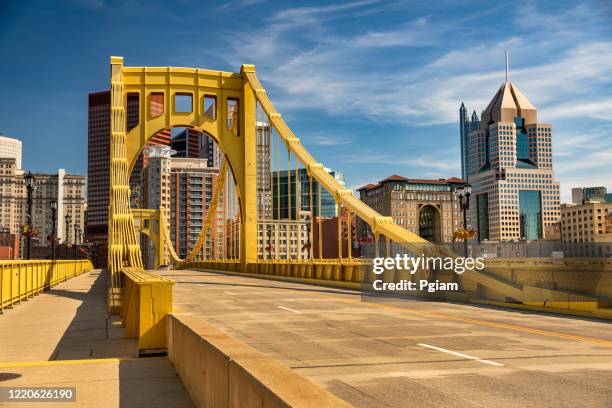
107,57,260,286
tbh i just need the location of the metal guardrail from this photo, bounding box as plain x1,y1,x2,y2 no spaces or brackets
120,268,174,354
184,260,371,283
0,260,93,312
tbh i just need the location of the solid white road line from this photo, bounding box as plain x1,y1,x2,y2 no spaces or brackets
418,343,504,367
278,306,302,314
225,291,237,295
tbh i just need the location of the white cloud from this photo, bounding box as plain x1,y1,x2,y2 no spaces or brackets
544,98,612,122
224,9,612,128
214,1,612,190
307,133,353,146
216,0,268,12
269,0,382,22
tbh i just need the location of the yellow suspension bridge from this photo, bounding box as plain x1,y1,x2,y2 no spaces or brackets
0,57,611,408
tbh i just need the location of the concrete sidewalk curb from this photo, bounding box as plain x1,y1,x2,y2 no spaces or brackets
168,312,353,408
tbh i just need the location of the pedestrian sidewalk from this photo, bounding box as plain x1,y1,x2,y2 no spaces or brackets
0,270,192,407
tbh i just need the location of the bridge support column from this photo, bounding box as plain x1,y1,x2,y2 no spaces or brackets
240,65,259,271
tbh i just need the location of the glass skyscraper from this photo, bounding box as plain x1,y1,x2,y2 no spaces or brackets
272,168,344,219
461,77,560,241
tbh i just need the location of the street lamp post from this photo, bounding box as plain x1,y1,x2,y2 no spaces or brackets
77,226,83,259
50,199,57,261
455,184,472,257
65,214,72,259
24,172,35,260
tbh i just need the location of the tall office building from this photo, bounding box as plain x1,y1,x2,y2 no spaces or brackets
171,129,200,158
272,168,344,220
141,146,174,268
200,133,223,168
462,73,560,241
0,134,22,169
572,186,611,204
31,170,86,248
87,90,141,266
459,105,480,180
0,158,25,241
560,202,612,257
169,158,226,259
0,158,85,258
257,122,273,219
87,91,112,267
130,129,172,208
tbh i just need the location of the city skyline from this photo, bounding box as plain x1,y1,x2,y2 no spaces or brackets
1,0,611,203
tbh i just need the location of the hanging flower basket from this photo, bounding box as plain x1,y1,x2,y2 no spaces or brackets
453,228,476,241
20,224,39,238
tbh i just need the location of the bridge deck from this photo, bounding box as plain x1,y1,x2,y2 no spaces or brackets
0,270,192,408
163,268,612,408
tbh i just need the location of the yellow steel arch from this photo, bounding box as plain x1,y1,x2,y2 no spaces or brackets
109,57,258,285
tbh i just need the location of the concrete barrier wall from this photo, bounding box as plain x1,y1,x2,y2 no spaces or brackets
168,313,352,408
483,259,612,300
187,258,612,319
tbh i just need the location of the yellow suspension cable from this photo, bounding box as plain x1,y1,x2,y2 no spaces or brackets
295,154,299,260
338,203,343,261
318,182,322,260
287,147,291,260
276,127,280,260
347,209,352,260
308,173,313,260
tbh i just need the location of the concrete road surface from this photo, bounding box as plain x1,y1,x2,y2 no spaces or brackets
161,269,612,408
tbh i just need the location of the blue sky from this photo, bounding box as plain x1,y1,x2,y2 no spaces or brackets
0,0,611,202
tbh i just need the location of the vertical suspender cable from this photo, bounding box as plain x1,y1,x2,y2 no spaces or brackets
347,210,352,260
287,147,291,260
308,174,313,260
318,183,322,260
338,203,343,261
276,128,280,260
295,154,299,260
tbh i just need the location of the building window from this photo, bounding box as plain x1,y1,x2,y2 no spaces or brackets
150,92,164,117
204,95,216,119
227,98,239,135
477,193,489,241
175,93,193,113
519,190,542,240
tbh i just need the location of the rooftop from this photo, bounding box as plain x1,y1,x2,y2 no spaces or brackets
358,176,464,191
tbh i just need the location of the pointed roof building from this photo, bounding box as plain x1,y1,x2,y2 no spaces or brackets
481,82,537,125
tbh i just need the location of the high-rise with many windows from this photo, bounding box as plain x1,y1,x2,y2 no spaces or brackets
272,168,344,220
462,77,560,241
169,158,226,259
0,134,22,169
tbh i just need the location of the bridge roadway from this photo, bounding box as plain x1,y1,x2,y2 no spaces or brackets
163,268,612,408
